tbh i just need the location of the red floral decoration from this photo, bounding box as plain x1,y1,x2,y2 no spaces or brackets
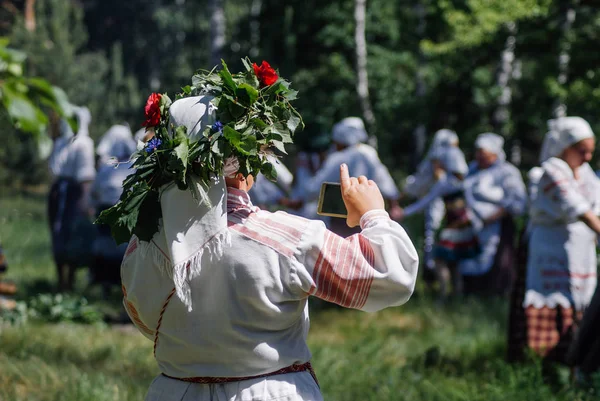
253,61,278,86
142,93,162,127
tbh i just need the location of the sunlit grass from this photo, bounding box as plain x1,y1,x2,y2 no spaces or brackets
0,193,598,400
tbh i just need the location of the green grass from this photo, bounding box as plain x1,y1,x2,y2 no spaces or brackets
0,192,599,401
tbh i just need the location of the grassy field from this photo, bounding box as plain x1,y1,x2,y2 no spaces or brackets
0,192,598,401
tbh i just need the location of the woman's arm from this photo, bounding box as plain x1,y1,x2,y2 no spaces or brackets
291,164,419,312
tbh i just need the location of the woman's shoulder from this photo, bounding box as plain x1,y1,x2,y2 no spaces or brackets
540,157,572,181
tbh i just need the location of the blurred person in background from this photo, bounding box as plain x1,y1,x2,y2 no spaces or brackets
300,117,402,237
248,154,294,210
521,117,600,366
90,124,137,298
96,124,134,166
47,106,96,291
283,132,330,221
398,145,471,301
276,132,329,221
135,127,155,144
402,129,461,284
459,133,526,296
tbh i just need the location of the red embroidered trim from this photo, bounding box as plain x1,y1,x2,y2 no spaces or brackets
122,285,154,336
311,232,375,309
153,287,176,357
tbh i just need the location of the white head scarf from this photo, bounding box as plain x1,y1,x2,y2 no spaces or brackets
431,129,459,150
48,106,92,177
134,127,149,143
439,146,468,175
331,117,368,146
475,132,506,161
542,117,594,161
73,106,91,137
96,125,136,163
150,95,234,311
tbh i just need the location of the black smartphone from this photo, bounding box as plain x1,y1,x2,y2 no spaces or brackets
317,182,348,218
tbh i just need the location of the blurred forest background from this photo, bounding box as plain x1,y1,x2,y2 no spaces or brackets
2,0,600,189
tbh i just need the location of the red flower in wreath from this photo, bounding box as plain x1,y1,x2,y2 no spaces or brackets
253,61,278,86
142,93,162,127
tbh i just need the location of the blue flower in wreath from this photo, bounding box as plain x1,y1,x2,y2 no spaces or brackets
145,137,162,153
211,121,224,133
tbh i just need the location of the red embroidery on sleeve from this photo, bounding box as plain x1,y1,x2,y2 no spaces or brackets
311,231,375,309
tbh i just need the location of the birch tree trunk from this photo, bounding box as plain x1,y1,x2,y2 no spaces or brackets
25,0,36,32
354,0,376,135
493,22,520,165
210,0,226,67
553,0,577,118
250,0,262,58
411,0,427,169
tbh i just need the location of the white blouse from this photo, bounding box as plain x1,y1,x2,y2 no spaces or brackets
303,144,400,201
49,135,96,182
525,158,600,310
121,190,418,378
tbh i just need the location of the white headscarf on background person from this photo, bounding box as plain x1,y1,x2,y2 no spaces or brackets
48,106,92,177
134,127,149,143
430,129,458,154
543,116,594,161
475,132,506,162
96,124,136,163
403,128,460,198
73,106,91,137
145,95,242,311
437,146,468,176
331,117,368,147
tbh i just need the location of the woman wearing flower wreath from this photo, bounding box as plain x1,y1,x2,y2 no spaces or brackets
98,60,419,401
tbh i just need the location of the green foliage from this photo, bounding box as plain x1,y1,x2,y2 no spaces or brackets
1,294,104,326
422,0,552,54
0,38,72,137
98,59,303,244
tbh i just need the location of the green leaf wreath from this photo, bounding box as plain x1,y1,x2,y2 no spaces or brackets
96,58,303,244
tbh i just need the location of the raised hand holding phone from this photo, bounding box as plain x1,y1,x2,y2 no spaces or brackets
339,163,385,227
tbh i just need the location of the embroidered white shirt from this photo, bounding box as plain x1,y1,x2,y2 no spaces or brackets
525,158,600,310
121,189,418,378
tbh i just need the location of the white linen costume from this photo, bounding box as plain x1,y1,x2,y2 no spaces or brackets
303,118,400,201
403,129,460,271
288,151,327,222
402,146,468,217
122,98,419,401
248,155,294,208
48,106,95,183
47,106,96,266
525,117,600,312
459,133,526,277
91,126,137,265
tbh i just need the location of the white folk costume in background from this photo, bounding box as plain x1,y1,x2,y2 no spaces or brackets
289,151,326,221
402,146,475,297
248,155,293,209
47,106,96,283
403,129,459,273
459,133,526,296
303,117,400,237
523,117,599,363
121,97,419,401
91,125,137,294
